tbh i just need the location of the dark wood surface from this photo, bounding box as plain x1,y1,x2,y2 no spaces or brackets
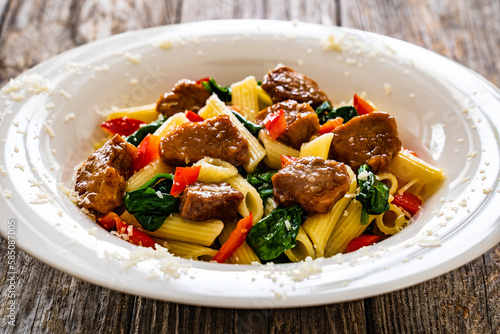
0,1,498,333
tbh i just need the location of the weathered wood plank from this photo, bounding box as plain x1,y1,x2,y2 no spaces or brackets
484,245,500,333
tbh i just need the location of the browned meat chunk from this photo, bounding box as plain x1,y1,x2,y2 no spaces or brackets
328,112,401,174
179,182,244,221
272,156,351,214
261,65,330,108
255,100,320,149
159,115,250,167
75,135,135,214
156,79,211,117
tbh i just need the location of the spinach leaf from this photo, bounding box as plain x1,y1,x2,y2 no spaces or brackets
315,101,359,125
201,78,232,102
355,164,390,225
124,174,179,231
231,110,263,137
246,164,276,200
126,117,166,146
247,205,306,260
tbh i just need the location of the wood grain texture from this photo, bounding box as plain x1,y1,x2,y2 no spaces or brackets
0,0,498,333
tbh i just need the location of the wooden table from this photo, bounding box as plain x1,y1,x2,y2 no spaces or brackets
0,1,498,333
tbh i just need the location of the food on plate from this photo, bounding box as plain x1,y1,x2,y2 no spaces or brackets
73,64,445,263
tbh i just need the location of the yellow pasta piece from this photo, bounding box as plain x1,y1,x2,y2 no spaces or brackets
106,103,159,123
162,239,218,261
199,94,266,172
299,133,333,159
194,157,239,183
387,150,445,196
224,174,264,224
258,130,300,170
126,159,175,192
218,219,260,264
231,76,260,122
377,172,399,196
257,85,273,110
302,166,357,257
153,112,190,138
284,226,316,262
121,212,223,247
375,203,407,235
324,200,375,257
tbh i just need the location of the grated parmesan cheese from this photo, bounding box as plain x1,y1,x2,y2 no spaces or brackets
0,165,7,176
322,34,343,51
3,189,12,198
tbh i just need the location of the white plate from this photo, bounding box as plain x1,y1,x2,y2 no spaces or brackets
1,20,499,308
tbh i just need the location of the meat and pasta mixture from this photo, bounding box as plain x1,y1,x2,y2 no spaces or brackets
74,64,444,264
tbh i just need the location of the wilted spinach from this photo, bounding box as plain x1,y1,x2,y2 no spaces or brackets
315,101,359,125
124,174,179,231
201,78,232,102
231,110,262,137
355,164,390,224
126,117,166,146
247,205,306,260
246,166,277,200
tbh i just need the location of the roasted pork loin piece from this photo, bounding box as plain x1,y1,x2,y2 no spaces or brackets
75,135,135,214
179,182,244,221
255,100,320,149
328,112,401,174
156,79,211,117
271,156,351,214
261,65,330,108
159,115,250,167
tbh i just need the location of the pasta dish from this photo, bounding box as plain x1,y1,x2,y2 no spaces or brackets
73,64,444,264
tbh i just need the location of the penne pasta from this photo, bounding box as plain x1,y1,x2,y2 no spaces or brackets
126,159,175,192
194,157,239,183
224,174,264,224
121,211,223,247
153,112,190,138
375,203,407,235
299,133,333,160
284,226,316,262
258,130,300,170
105,103,159,123
230,75,260,122
157,239,218,261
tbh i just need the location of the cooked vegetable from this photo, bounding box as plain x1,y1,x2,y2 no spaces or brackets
246,165,276,200
318,117,344,135
98,212,156,248
263,108,287,140
346,234,380,252
247,205,306,260
353,94,375,115
356,164,390,224
392,192,422,216
126,117,166,146
231,110,262,137
170,165,202,197
315,101,359,125
100,117,146,136
124,174,179,231
280,155,298,168
132,134,160,172
201,78,232,102
212,213,254,263
185,110,204,122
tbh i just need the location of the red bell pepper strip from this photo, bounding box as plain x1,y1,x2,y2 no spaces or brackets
185,110,204,122
353,94,375,116
392,192,422,216
131,134,160,172
100,117,146,136
346,234,381,253
280,155,298,169
319,117,344,135
98,212,156,248
97,211,120,231
212,212,254,263
195,77,210,85
264,109,287,140
170,165,202,197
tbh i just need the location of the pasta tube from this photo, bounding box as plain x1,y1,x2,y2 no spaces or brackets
153,112,190,138
284,226,316,262
258,130,300,170
106,103,159,123
299,133,333,160
126,159,175,192
375,203,407,235
224,174,264,224
230,76,260,122
160,239,218,261
194,157,239,183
